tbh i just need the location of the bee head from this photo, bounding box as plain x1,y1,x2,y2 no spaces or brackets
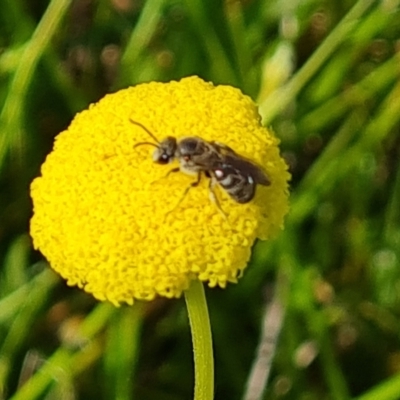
132,119,178,164
153,137,177,164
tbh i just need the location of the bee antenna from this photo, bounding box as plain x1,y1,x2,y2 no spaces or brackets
130,119,160,144
133,141,159,149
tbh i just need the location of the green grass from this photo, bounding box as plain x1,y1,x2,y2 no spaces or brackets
1,0,400,399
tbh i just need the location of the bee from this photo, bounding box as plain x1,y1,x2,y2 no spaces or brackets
131,119,270,207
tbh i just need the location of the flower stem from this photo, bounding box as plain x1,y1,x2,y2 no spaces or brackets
184,280,214,400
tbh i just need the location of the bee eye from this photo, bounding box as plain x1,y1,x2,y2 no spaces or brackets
158,154,170,164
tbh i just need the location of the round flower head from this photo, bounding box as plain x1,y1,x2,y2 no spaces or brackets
30,76,290,305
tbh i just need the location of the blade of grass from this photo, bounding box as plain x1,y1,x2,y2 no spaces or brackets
384,155,400,243
0,0,71,170
299,268,350,400
243,288,284,400
304,0,400,108
259,0,375,124
1,0,34,41
298,52,400,133
355,372,400,400
1,235,30,295
118,0,166,86
224,1,256,95
9,302,116,400
182,0,238,84
289,110,367,224
104,305,143,400
0,268,58,323
0,268,58,392
290,77,400,224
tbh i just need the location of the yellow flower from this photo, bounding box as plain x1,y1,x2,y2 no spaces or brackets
30,76,290,305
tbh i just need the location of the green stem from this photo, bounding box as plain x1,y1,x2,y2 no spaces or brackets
184,280,214,400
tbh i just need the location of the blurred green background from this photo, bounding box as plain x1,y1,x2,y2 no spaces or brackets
1,0,400,399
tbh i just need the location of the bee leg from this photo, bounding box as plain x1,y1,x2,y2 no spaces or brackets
165,172,202,216
152,167,180,185
180,171,202,200
208,177,227,219
165,167,180,177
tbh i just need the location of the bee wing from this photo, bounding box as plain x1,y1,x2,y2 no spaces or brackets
225,156,270,186
211,141,238,157
211,141,270,185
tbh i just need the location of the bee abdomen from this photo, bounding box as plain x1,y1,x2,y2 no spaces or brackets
214,167,255,203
